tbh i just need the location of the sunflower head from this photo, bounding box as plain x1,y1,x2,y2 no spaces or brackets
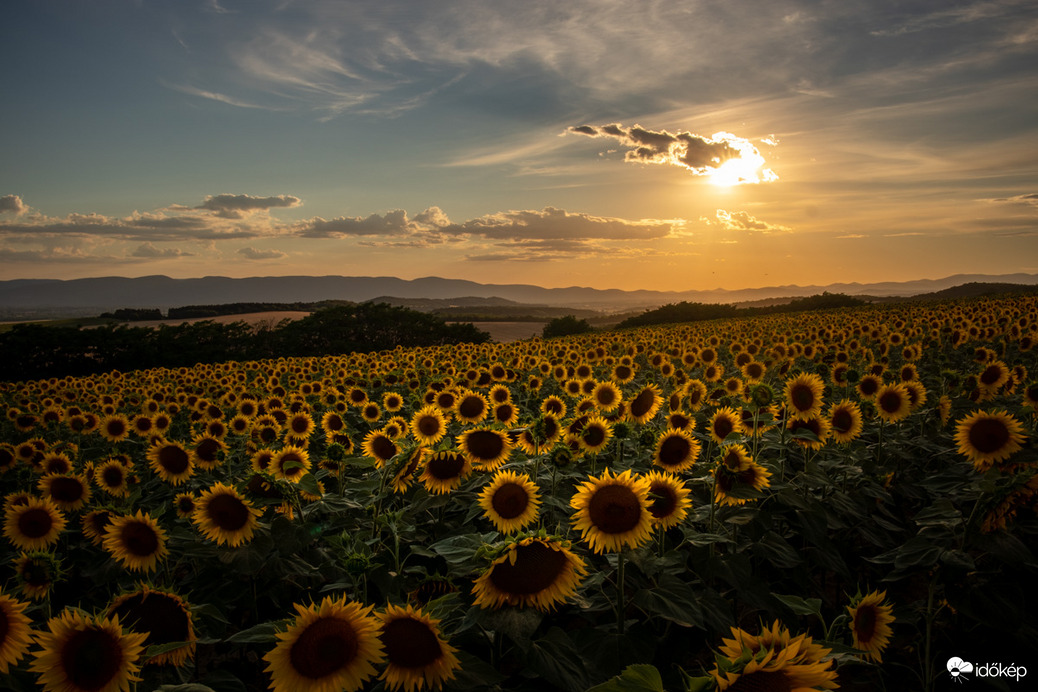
847,589,895,662
109,585,196,666
570,468,653,554
472,536,587,611
29,610,147,692
477,470,541,534
378,604,461,692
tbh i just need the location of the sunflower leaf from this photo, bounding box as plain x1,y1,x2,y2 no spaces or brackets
223,620,287,644
586,664,665,692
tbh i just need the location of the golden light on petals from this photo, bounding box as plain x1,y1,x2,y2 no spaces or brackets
377,604,461,692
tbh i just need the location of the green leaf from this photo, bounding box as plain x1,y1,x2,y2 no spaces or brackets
527,627,592,692
223,620,286,644
773,593,822,617
587,664,665,692
631,573,702,628
297,472,322,497
155,686,217,692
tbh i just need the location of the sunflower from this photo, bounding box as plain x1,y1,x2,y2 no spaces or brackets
628,384,663,424
285,412,316,444
4,497,66,551
591,382,622,412
82,509,113,546
828,400,863,444
362,430,400,468
272,445,312,483
173,492,197,519
0,590,33,672
540,395,567,419
14,551,60,600
711,620,837,691
570,468,653,554
644,471,692,529
190,434,226,471
263,597,385,692
457,428,512,471
652,428,700,473
454,391,489,424
478,470,541,534
491,402,519,426
102,510,168,573
856,373,883,400
383,391,405,412
708,406,744,445
420,451,473,495
410,406,448,446
192,482,262,547
378,604,461,692
30,609,147,692
38,473,92,511
784,372,825,421
95,459,131,497
954,409,1027,471
391,447,428,494
251,448,276,475
978,360,1011,392
361,403,382,424
874,383,912,423
471,536,587,611
578,416,613,454
99,414,131,443
847,590,895,663
146,439,194,486
787,415,831,450
714,445,772,506
109,585,195,666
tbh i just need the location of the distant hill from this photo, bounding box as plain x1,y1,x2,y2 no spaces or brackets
1,273,1036,320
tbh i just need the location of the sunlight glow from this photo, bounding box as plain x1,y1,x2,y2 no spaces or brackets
708,132,779,186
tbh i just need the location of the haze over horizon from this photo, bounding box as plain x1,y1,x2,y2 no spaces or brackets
2,1,1037,292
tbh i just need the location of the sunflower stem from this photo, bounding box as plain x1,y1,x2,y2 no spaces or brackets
922,571,938,692
615,547,627,637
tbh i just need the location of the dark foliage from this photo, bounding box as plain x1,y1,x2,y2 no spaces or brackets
617,291,867,328
0,303,490,381
542,315,595,339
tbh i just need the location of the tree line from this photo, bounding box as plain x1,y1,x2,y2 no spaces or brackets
1,303,490,382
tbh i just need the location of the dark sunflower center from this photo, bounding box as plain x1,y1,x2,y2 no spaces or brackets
588,484,642,534
790,385,815,411
854,604,878,641
878,391,903,413
371,436,397,461
727,669,793,692
859,378,879,395
979,366,1002,385
428,453,465,480
658,436,692,467
418,416,441,436
17,508,53,539
158,446,190,474
968,418,1010,454
60,628,123,691
832,409,853,433
195,439,220,463
206,494,250,531
713,416,735,440
465,431,504,461
583,425,606,448
615,365,633,380
259,427,278,444
121,522,159,557
491,483,529,519
107,421,127,436
291,417,310,434
325,416,344,431
381,617,441,669
596,389,617,406
630,389,656,418
647,483,678,519
278,455,306,479
494,405,515,423
49,476,85,503
489,541,568,596
112,593,190,644
458,397,485,419
22,560,50,586
544,399,564,415
290,616,359,679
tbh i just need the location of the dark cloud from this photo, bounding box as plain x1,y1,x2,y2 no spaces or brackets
442,206,672,240
238,247,287,260
131,243,195,258
0,195,27,214
568,123,777,182
196,193,302,219
296,210,412,238
989,193,1038,206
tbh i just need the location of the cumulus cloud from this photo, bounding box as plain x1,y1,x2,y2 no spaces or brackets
0,195,27,214
238,247,287,260
702,209,791,233
296,210,413,238
442,206,674,240
131,243,195,258
196,193,302,219
568,123,777,183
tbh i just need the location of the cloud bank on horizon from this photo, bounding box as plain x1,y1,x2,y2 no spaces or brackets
1,0,1036,289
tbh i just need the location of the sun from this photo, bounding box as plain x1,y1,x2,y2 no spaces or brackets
707,133,779,186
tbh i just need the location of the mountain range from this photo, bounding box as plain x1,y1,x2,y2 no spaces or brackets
2,273,1037,318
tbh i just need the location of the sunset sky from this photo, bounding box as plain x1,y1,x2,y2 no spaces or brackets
2,0,1037,292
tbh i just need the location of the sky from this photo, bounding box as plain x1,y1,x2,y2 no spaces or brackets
1,0,1037,292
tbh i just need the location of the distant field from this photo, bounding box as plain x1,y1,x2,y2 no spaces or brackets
120,311,312,329
456,321,546,342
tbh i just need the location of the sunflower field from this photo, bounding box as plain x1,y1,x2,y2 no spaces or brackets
1,294,1036,692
